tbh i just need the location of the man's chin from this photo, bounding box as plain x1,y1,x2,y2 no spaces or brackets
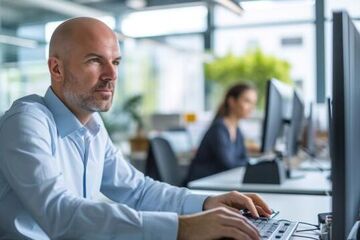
99,106,111,112
88,102,112,112
97,104,112,112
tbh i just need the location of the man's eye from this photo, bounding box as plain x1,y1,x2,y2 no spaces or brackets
88,58,101,63
113,60,120,66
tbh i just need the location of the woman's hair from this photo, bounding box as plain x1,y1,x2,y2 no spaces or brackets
214,83,256,120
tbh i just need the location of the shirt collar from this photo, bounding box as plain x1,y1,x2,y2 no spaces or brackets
43,87,101,138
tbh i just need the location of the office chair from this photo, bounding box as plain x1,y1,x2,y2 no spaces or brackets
145,136,183,186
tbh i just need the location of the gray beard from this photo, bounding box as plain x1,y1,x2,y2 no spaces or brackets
63,87,104,113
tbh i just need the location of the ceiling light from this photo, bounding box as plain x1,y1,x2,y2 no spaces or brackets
0,35,38,48
213,0,244,15
125,0,147,9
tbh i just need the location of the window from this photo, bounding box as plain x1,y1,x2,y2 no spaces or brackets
213,0,316,104
324,1,360,98
121,5,207,37
325,0,360,19
119,34,205,114
214,0,314,27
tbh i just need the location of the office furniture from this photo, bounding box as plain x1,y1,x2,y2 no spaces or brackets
145,136,185,186
150,113,183,131
188,167,331,195
191,189,331,240
298,158,331,171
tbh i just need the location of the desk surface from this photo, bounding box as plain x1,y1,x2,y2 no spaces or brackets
191,190,331,240
298,158,331,171
188,167,331,195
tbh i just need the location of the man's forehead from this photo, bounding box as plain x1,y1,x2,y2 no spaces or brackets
72,33,121,56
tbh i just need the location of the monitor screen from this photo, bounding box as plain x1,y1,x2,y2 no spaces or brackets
327,98,334,162
332,11,360,239
261,78,293,154
286,91,304,157
304,103,317,157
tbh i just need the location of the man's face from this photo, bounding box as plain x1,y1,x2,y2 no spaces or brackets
61,33,121,113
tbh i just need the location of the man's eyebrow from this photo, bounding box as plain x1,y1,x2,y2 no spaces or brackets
84,53,103,59
84,53,122,60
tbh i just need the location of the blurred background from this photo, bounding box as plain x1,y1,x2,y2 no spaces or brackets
0,0,359,172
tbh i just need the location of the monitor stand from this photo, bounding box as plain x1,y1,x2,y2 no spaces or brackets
286,168,305,179
243,155,286,184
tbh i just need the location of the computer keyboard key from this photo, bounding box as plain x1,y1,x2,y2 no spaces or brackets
246,218,298,240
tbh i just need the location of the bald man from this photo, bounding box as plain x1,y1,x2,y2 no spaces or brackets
0,18,271,240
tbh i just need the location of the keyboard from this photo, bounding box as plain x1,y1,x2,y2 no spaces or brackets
249,218,298,240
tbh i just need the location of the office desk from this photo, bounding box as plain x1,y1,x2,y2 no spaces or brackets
188,167,331,195
191,190,331,240
298,158,331,171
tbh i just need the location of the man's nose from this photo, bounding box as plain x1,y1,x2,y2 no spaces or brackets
102,61,117,81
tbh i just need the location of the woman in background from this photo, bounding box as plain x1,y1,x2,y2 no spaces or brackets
184,83,258,184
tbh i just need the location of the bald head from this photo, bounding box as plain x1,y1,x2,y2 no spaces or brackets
49,17,117,59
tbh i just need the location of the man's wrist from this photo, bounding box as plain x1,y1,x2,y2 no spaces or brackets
183,194,209,214
177,215,190,240
202,196,211,211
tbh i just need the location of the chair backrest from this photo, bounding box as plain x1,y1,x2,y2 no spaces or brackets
160,127,193,154
147,136,181,186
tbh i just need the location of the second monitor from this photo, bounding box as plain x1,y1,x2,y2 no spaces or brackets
243,78,305,184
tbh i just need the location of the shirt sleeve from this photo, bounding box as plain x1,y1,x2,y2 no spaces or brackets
100,133,209,213
0,110,207,240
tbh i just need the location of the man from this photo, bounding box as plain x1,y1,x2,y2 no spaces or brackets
0,17,271,240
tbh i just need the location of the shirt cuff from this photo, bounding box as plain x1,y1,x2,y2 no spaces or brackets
181,194,209,214
142,211,179,240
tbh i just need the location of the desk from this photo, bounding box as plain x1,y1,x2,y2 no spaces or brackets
188,167,331,195
298,158,331,171
191,190,331,240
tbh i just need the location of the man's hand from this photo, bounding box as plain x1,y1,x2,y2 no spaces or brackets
178,207,260,240
203,191,272,218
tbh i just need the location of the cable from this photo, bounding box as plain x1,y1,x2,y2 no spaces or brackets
299,147,326,172
277,219,292,223
295,222,319,233
296,228,319,233
298,221,319,229
291,234,319,239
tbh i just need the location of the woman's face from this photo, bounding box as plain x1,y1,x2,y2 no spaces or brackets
229,89,258,119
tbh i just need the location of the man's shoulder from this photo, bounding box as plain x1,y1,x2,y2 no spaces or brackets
1,94,54,124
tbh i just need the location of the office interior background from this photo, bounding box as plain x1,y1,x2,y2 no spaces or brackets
0,0,359,162
2,1,360,239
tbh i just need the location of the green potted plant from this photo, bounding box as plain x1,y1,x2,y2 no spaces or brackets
204,48,292,109
102,94,148,152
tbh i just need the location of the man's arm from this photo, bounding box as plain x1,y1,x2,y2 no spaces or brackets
100,132,208,215
0,110,181,240
99,126,272,240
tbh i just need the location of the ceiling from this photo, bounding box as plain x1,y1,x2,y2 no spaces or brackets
0,0,205,30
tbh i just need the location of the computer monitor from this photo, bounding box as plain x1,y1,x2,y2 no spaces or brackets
261,79,293,154
331,11,360,239
286,91,304,157
327,98,334,162
304,103,317,157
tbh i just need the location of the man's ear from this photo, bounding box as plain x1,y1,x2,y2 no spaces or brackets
48,57,63,82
